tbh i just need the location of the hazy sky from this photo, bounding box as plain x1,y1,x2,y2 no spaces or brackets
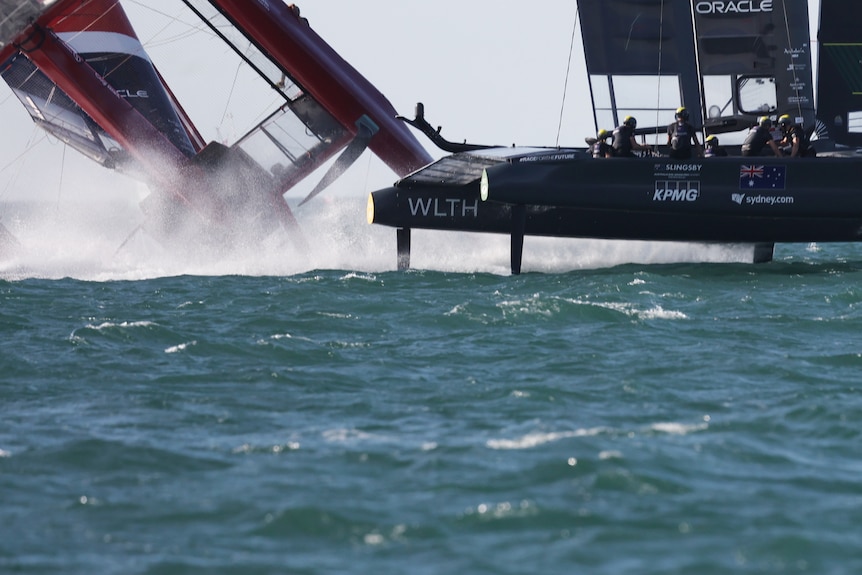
0,0,823,204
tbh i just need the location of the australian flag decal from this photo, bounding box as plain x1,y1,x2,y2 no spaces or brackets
739,165,786,190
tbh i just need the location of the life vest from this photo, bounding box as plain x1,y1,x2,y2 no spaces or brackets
669,122,693,152
741,126,772,156
612,125,634,156
592,141,613,158
785,125,811,153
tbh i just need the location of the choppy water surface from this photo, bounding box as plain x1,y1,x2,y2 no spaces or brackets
2,237,862,574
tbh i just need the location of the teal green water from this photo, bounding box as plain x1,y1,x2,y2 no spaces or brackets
3,244,862,574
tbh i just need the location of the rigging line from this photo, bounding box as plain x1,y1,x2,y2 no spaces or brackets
126,0,195,27
125,0,206,48
655,1,665,143
555,4,580,148
45,0,142,85
0,131,48,175
246,93,287,131
0,129,41,201
220,52,245,126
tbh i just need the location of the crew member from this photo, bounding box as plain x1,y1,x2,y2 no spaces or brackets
777,114,815,157
741,116,782,157
703,135,727,157
592,129,614,158
666,107,702,159
612,116,649,158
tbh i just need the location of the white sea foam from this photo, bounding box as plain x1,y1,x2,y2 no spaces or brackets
0,189,757,281
486,427,607,450
576,300,688,320
165,341,196,354
650,422,709,435
87,320,156,330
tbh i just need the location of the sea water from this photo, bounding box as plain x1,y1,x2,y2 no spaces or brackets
1,200,861,574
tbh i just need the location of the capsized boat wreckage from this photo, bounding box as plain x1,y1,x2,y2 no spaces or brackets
368,0,862,274
0,0,432,255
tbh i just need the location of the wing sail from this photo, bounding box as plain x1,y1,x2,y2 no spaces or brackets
694,0,814,138
577,1,701,141
1,53,122,168
816,0,862,148
577,0,815,143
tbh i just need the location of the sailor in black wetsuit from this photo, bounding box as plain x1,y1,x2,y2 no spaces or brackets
612,116,649,157
777,114,816,157
703,135,727,157
666,107,702,159
741,116,782,157
592,129,615,158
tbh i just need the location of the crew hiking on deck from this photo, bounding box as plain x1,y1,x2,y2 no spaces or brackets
703,135,727,157
777,114,816,158
588,113,816,159
741,117,783,157
667,107,702,159
592,129,615,158
612,116,650,157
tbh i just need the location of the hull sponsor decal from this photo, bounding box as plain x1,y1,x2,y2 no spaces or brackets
408,197,479,218
653,164,703,181
695,1,773,15
732,193,795,206
739,165,786,190
654,181,701,202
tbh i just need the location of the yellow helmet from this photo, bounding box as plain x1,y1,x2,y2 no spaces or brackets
778,114,792,127
758,116,772,128
623,116,637,128
675,106,689,120
597,129,610,140
706,135,719,145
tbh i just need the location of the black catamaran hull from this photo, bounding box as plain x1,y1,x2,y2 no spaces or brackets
369,154,862,272
368,0,862,274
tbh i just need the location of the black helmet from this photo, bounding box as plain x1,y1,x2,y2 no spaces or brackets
623,116,637,128
758,116,772,128
675,106,689,121
706,135,719,146
778,114,792,128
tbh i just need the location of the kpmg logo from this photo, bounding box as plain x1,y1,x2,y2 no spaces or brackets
695,1,773,14
654,181,700,202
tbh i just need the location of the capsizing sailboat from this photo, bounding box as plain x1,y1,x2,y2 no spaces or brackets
368,0,862,274
0,0,432,256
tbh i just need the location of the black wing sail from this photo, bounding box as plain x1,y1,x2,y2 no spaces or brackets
693,0,814,139
577,1,702,140
578,0,815,143
816,0,862,149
